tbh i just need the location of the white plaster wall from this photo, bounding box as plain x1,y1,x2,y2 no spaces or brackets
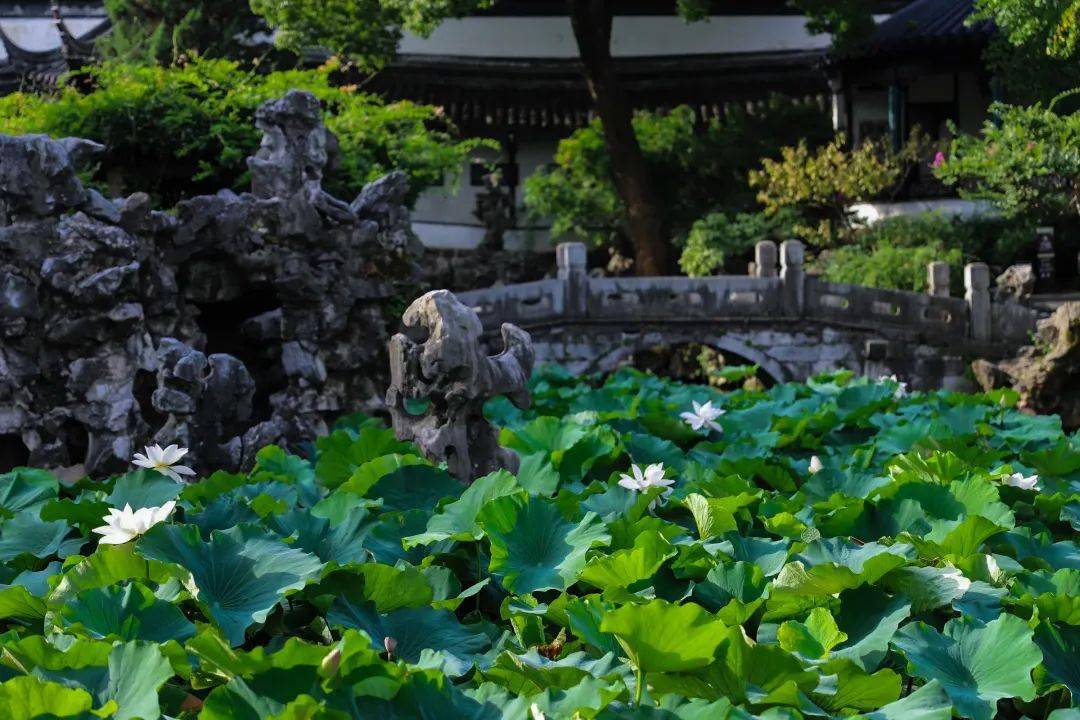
398,16,832,59
849,199,1000,225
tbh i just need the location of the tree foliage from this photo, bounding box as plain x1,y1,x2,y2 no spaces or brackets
974,0,1080,59
250,0,494,71
679,209,801,277
99,0,273,64
0,58,483,207
524,100,831,257
937,100,1080,218
749,133,929,248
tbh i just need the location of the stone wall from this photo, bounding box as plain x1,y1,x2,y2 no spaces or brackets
0,90,419,476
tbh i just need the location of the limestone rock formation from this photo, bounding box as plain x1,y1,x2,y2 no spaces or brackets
386,290,535,482
0,90,418,476
973,301,1080,428
994,264,1036,304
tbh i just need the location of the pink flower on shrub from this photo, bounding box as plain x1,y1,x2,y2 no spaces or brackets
930,151,945,168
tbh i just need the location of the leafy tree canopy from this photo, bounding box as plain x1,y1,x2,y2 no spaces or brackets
0,58,484,207
974,0,1080,59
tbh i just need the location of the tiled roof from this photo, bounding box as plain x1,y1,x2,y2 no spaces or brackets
845,0,994,59
0,8,109,94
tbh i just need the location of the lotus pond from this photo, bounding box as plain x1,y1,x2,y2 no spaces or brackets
0,366,1078,719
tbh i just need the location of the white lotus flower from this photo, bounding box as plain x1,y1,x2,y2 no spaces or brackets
879,374,908,398
133,444,195,483
618,463,673,493
92,501,175,545
618,463,674,510
530,704,546,720
808,455,824,474
1003,472,1040,491
680,400,725,433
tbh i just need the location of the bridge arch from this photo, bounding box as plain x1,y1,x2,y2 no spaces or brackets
458,241,1040,390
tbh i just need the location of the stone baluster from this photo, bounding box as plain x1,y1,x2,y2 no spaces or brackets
557,241,588,318
927,261,950,297
965,262,991,341
754,240,778,278
780,239,805,316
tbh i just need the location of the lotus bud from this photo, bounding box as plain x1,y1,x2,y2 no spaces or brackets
320,647,341,676
384,636,397,657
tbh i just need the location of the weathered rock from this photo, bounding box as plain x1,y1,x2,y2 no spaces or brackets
973,301,1080,428
386,290,534,482
994,263,1036,304
0,90,419,475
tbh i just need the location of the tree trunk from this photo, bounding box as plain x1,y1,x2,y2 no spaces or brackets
568,0,669,275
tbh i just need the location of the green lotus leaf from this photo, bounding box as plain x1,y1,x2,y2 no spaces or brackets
327,601,489,673
479,493,609,594
340,453,428,496
403,469,518,548
1001,529,1080,571
0,467,58,518
625,431,686,471
812,659,901,712
0,585,45,624
251,445,316,485
516,452,560,496
347,562,433,612
832,587,910,671
315,427,414,489
715,533,790,577
0,676,96,719
60,582,195,643
482,650,623,695
691,560,768,626
912,514,1011,558
684,493,739,540
267,509,372,566
600,599,727,674
864,679,953,720
882,565,972,612
102,642,174,720
1011,569,1080,624
0,514,79,563
500,416,589,459
1034,621,1080,701
777,607,848,660
766,540,913,619
106,469,182,510
565,595,621,657
136,524,323,646
892,614,1040,720
578,530,675,591
48,544,177,610
368,464,463,512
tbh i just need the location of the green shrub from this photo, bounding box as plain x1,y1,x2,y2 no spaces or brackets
815,213,1033,292
524,98,831,254
936,99,1080,220
679,208,800,276
0,57,485,206
819,241,963,292
749,132,931,249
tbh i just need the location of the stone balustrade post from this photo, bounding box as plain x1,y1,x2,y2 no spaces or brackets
557,242,588,317
780,239,805,316
754,240,778,278
964,262,991,341
927,261,950,297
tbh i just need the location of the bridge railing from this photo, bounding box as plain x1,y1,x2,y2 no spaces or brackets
456,240,1040,347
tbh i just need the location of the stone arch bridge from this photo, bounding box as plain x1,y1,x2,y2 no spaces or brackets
457,241,1041,389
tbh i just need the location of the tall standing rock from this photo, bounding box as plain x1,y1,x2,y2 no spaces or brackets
386,290,535,482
